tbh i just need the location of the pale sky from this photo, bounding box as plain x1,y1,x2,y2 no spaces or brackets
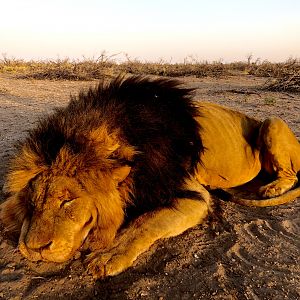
1,0,299,62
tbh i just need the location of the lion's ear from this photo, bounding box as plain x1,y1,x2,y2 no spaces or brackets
5,145,46,194
112,165,131,183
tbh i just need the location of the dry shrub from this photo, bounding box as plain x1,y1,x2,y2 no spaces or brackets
264,73,300,92
119,58,227,77
249,58,300,78
0,54,228,80
21,59,115,80
1,54,299,86
261,59,300,92
227,61,249,72
0,55,28,73
0,53,117,80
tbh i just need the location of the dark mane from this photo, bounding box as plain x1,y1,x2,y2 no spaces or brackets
24,76,204,216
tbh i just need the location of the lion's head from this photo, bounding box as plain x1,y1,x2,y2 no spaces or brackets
18,175,98,262
0,124,134,263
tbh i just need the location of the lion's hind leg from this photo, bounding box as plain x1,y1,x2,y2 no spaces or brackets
86,180,211,279
259,117,300,198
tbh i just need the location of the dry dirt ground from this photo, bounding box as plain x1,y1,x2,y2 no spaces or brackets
0,74,299,300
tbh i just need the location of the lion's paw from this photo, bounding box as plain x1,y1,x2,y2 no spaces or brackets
259,178,297,198
86,251,132,279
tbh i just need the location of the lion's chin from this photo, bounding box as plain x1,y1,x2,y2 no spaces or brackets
19,241,76,263
19,236,82,263
40,249,74,263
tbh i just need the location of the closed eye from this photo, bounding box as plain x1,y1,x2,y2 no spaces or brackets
60,198,77,208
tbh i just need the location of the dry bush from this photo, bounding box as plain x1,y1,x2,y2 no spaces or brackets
248,61,282,77
0,55,28,73
1,54,299,86
264,73,300,92
119,58,228,77
260,59,300,92
0,54,228,80
0,53,118,80
226,61,248,72
21,59,115,80
248,58,300,78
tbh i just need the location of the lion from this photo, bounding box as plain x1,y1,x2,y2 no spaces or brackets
0,76,300,279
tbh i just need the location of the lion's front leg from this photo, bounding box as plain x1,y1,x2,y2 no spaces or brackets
259,117,300,197
86,183,211,279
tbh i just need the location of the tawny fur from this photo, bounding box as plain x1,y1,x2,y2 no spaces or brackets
0,76,300,279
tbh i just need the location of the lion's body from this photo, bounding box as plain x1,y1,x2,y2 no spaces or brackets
196,102,300,203
195,102,262,188
1,76,300,278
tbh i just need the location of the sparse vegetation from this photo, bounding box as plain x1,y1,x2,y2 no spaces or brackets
0,54,229,80
248,58,300,92
0,54,299,92
261,59,300,92
263,96,276,105
263,73,300,92
248,58,300,78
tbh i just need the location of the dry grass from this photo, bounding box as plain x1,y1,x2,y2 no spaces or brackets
0,55,229,80
0,54,299,92
0,54,116,80
248,58,300,77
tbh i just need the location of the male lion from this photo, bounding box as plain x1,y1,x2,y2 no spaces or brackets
0,76,300,278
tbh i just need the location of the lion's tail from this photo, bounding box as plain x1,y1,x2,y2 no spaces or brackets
212,186,300,207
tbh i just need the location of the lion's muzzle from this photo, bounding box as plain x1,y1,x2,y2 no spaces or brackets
18,210,96,263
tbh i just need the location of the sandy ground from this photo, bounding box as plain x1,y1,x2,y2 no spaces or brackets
0,74,299,300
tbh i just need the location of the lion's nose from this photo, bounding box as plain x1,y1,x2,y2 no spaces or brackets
24,212,54,251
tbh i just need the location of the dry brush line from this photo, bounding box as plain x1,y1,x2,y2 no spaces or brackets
264,73,300,92
244,58,300,92
119,59,228,77
248,58,300,78
1,54,299,83
0,54,229,80
262,59,300,92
